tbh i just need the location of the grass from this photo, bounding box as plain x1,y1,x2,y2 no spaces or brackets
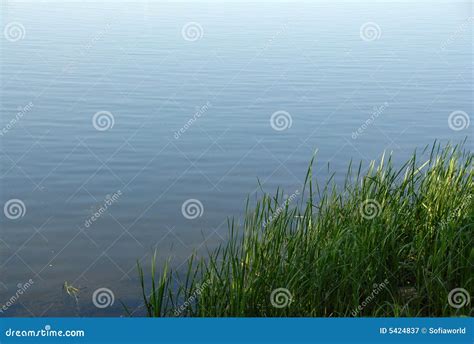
136,142,473,317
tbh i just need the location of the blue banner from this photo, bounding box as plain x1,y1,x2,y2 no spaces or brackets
0,318,471,343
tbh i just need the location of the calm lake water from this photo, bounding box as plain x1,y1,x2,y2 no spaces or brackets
0,1,472,316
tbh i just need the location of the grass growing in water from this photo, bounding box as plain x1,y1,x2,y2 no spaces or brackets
138,142,473,317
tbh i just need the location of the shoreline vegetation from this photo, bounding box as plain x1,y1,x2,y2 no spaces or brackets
135,142,473,317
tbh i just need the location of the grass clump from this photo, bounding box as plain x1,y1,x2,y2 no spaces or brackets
138,142,473,317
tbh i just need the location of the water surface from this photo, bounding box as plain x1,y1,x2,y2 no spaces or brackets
0,1,472,316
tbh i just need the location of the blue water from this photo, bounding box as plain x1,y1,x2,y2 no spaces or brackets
0,2,472,316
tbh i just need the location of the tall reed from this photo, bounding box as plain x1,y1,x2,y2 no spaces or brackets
137,142,473,317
